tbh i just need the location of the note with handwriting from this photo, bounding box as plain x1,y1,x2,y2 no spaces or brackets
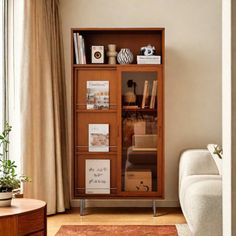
85,159,110,194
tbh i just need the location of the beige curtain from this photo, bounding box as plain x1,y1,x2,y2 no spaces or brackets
19,0,70,214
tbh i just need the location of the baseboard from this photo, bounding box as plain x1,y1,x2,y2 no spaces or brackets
70,199,180,208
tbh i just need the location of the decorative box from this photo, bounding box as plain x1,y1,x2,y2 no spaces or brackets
137,55,161,64
125,170,152,192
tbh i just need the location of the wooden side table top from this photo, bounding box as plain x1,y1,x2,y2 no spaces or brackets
0,198,46,217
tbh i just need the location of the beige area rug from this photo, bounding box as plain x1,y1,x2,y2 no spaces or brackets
176,224,192,236
56,225,179,236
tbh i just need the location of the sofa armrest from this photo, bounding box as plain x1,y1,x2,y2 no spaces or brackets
179,149,219,190
180,175,222,236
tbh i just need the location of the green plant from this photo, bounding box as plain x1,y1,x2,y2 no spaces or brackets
0,123,29,192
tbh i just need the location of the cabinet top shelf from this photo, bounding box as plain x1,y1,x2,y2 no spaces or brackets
71,27,165,32
71,27,165,65
73,64,163,68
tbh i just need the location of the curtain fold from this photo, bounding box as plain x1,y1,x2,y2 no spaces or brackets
20,0,70,214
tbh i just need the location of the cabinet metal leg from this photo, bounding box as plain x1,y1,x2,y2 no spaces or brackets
153,200,157,217
80,199,85,216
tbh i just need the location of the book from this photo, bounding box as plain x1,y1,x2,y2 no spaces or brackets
141,80,149,109
81,36,86,64
150,80,155,108
132,134,157,149
76,34,86,64
88,124,109,152
85,159,110,194
77,34,83,64
150,80,157,109
122,105,139,109
87,81,109,109
137,55,161,64
134,121,146,135
131,146,157,152
73,33,79,64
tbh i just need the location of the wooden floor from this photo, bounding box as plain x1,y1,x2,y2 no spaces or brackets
47,207,186,236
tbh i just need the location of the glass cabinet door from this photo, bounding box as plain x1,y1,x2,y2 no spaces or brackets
119,68,163,195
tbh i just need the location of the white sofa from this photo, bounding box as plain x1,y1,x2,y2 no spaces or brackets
179,149,222,236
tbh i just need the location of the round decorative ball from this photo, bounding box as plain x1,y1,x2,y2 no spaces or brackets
117,48,133,64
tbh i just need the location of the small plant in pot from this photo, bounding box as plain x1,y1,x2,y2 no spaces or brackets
0,123,29,206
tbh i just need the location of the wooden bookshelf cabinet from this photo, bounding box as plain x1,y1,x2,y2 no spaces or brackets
72,28,165,214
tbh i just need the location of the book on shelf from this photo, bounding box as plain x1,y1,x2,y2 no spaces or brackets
73,33,86,64
73,33,79,64
134,121,146,135
87,81,109,109
88,124,109,152
137,55,161,64
85,159,110,194
122,105,139,109
141,80,149,109
132,134,157,150
131,146,157,152
150,80,157,109
80,35,86,64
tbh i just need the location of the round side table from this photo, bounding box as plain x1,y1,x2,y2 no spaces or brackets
0,198,47,236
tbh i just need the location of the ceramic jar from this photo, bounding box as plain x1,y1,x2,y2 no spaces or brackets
117,48,133,64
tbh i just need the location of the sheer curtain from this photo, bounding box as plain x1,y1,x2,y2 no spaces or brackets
0,0,6,130
17,0,70,214
0,0,22,176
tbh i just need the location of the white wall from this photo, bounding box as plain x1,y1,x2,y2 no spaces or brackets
60,0,222,206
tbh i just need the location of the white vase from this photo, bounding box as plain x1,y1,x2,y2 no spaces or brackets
117,48,133,64
0,192,13,207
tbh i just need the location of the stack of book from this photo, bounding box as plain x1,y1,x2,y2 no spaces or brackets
73,33,86,64
137,55,161,64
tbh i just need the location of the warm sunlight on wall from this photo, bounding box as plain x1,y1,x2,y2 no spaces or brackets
60,0,222,206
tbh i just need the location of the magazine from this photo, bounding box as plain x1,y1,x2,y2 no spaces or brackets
88,124,109,152
87,81,109,109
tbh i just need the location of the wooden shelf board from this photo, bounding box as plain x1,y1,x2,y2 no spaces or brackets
122,108,157,112
76,109,117,113
73,195,164,199
75,152,117,155
73,64,163,68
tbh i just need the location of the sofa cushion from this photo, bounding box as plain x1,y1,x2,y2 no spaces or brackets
207,144,222,175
